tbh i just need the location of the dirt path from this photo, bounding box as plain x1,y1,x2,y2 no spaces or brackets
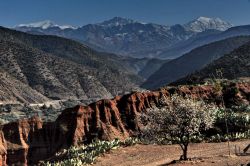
95,140,250,166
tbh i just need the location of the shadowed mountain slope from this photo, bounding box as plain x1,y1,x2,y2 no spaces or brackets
174,41,250,85
143,36,250,89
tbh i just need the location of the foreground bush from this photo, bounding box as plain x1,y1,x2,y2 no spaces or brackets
41,138,138,166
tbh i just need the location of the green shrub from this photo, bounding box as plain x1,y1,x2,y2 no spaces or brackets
214,108,250,133
41,138,138,166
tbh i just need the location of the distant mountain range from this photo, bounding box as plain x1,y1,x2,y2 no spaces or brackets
158,25,250,58
15,16,233,58
17,20,77,30
3,17,250,95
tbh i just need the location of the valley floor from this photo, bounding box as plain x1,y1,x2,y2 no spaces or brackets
95,140,250,166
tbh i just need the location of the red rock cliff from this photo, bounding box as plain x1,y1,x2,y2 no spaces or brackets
1,82,250,165
0,130,6,166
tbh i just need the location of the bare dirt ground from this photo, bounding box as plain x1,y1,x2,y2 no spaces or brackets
95,140,250,166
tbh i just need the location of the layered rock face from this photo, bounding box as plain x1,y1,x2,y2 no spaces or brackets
0,82,250,165
2,117,43,165
0,131,6,166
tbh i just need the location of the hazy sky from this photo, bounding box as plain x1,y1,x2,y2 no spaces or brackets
1,0,250,27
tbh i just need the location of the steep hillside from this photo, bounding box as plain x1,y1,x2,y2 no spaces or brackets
0,27,134,73
0,27,164,80
0,70,48,104
0,40,142,100
0,27,143,101
174,41,250,85
143,36,250,89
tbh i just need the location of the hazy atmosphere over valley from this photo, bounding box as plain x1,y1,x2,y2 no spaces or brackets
0,0,250,165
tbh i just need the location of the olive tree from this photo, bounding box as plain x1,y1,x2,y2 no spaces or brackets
139,95,216,160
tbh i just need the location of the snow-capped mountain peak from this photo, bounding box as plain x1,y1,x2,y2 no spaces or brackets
184,16,233,32
197,16,213,22
99,17,138,27
16,20,76,30
17,20,56,29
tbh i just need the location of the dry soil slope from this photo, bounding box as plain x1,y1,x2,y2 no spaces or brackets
0,27,143,101
0,70,49,104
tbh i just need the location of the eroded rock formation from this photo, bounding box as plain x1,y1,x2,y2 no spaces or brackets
0,82,250,165
0,130,6,166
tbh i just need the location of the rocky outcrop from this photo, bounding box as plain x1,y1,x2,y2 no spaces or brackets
166,81,250,106
2,117,43,165
0,130,6,166
0,90,169,165
0,82,250,165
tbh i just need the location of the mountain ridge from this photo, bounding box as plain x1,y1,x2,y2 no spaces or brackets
16,20,77,30
15,16,232,58
157,24,250,58
16,16,231,32
184,16,232,32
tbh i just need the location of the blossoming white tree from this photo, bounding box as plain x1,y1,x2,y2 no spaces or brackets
139,95,216,160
